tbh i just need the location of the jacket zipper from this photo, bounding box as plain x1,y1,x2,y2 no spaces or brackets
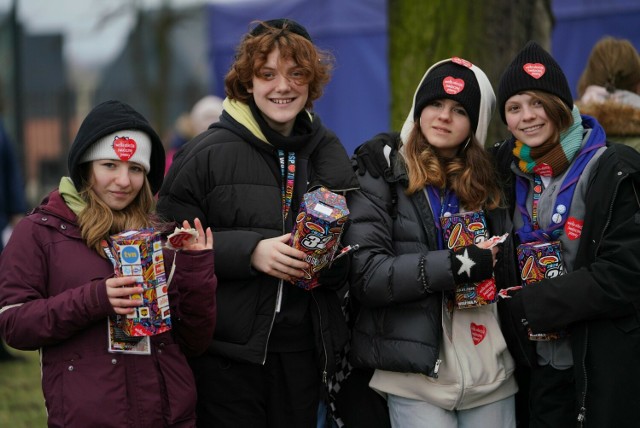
577,171,623,424
261,216,287,365
311,291,329,384
261,282,283,366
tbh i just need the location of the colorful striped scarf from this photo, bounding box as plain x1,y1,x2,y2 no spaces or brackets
513,106,584,177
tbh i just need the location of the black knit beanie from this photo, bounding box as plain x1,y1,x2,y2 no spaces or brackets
413,61,481,133
67,100,165,194
497,41,573,123
250,18,312,42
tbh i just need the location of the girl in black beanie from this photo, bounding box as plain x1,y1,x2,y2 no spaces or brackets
0,100,216,427
494,41,640,428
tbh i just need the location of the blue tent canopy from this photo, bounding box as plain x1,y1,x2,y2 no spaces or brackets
552,0,640,99
206,0,389,155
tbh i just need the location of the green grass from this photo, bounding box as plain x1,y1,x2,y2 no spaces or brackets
0,346,47,427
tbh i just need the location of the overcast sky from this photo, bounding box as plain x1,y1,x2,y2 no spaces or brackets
0,0,235,68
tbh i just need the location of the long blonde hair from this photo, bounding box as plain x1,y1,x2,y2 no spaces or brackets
402,123,502,211
76,163,158,256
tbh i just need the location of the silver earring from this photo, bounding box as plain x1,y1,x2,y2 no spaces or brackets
462,137,471,151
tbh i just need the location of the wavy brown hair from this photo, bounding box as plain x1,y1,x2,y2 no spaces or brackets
402,123,502,211
76,162,159,256
224,20,334,109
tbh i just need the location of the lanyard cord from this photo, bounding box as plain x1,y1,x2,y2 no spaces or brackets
278,149,296,223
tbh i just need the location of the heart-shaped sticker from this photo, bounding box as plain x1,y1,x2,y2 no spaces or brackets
112,136,137,161
477,278,496,301
443,76,465,95
565,217,584,240
470,322,487,345
523,63,546,79
451,57,473,68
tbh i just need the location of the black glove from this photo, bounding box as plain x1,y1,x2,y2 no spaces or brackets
352,133,397,178
318,250,351,290
451,244,493,285
503,287,529,328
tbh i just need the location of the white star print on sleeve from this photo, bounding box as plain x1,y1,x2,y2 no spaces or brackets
455,249,476,277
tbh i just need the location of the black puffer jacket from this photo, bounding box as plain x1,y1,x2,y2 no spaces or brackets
492,137,640,427
345,132,517,377
157,105,359,378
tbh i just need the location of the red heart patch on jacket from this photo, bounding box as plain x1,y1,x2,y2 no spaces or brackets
523,63,546,79
443,76,465,94
112,136,137,161
471,323,487,345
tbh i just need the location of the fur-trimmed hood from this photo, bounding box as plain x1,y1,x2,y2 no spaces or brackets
576,99,640,137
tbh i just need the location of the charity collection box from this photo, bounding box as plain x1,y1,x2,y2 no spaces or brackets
289,187,349,290
516,240,566,341
441,211,497,308
107,228,172,336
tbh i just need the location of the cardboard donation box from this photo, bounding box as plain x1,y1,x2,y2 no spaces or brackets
441,211,497,308
516,241,566,341
108,229,171,336
289,187,349,290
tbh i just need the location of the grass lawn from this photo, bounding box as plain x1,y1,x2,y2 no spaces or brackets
0,346,47,427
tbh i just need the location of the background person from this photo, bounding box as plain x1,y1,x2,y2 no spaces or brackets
575,36,640,151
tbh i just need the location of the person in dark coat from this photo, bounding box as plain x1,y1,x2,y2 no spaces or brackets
494,41,640,428
343,58,517,428
0,100,217,427
157,19,358,428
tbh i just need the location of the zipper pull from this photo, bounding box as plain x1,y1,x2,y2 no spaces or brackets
433,359,441,377
322,370,327,385
577,407,586,424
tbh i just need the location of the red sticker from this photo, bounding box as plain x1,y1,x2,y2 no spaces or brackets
565,217,584,240
451,57,473,68
477,278,496,301
534,163,553,177
442,76,465,95
471,323,487,345
112,136,137,161
523,63,546,79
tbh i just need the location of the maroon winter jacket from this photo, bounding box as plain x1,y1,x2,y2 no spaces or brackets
0,190,217,427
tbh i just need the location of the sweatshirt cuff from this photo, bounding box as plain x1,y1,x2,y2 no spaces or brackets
451,245,493,285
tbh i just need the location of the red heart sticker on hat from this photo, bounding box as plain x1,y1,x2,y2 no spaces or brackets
523,63,546,79
470,323,487,345
443,76,465,95
112,136,137,161
451,57,473,68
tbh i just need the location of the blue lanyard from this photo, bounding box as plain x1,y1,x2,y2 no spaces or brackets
515,125,605,243
427,185,460,250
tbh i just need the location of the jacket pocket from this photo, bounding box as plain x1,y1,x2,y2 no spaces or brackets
157,343,198,424
58,354,129,427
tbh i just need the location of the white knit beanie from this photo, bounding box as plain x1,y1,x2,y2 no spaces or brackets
79,129,152,172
